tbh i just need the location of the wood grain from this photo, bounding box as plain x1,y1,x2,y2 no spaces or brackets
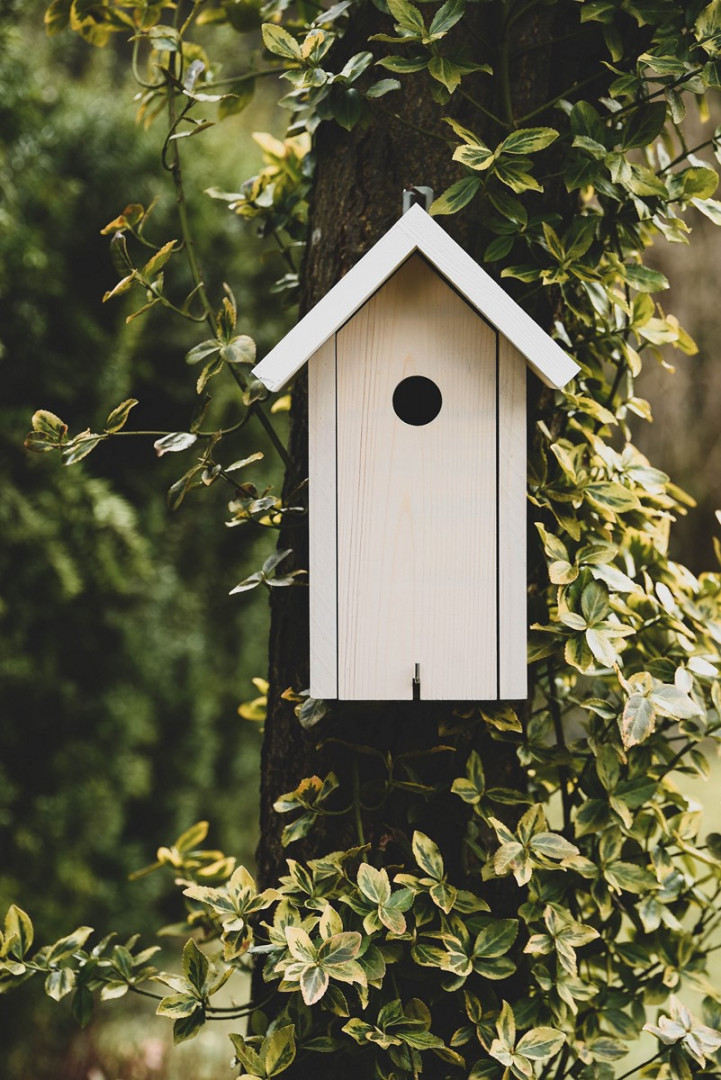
308,338,338,698
335,255,498,700
498,338,528,698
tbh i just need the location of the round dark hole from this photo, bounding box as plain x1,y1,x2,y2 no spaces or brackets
392,375,443,426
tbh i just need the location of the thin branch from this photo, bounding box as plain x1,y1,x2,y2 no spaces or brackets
516,70,606,125
373,101,451,144
615,1053,663,1080
227,366,293,472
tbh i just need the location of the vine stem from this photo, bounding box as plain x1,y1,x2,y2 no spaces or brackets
226,366,293,472
160,50,291,472
615,1052,663,1080
373,101,450,144
499,25,514,128
352,759,366,849
516,70,605,125
546,660,573,837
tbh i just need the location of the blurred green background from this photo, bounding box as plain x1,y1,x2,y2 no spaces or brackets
2,2,721,1076
0,1,294,1073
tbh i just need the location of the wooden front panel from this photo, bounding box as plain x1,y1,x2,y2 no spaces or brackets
335,255,498,700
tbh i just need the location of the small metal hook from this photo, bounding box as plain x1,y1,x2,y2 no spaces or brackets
402,187,434,214
412,662,421,701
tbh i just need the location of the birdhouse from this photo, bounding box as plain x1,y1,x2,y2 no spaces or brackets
252,204,579,702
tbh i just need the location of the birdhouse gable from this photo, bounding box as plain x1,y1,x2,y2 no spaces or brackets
252,203,580,392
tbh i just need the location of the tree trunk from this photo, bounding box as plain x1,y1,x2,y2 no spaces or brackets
255,4,608,1070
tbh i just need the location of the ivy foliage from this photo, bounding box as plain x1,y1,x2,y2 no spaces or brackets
11,0,721,1078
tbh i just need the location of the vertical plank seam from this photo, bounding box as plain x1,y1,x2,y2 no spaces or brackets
334,333,340,699
496,331,500,701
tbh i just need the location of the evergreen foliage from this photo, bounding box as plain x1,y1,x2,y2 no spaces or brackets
6,2,721,1079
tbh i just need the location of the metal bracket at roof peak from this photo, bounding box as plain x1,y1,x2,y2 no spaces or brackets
402,186,434,214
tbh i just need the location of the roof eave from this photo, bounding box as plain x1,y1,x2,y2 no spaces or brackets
252,203,580,392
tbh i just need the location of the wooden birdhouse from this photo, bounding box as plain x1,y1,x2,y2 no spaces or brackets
252,204,579,702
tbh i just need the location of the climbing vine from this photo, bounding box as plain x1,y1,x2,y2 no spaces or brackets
8,1,721,1078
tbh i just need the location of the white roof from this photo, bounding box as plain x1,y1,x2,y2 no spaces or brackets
252,203,579,392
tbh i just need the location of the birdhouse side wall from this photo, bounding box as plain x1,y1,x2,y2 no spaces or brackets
498,338,527,699
308,337,338,699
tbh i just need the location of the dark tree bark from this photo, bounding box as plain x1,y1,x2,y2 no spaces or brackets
254,7,609,1071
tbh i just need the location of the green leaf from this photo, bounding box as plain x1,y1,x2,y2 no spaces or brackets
366,78,401,98
141,240,177,281
584,482,641,514
197,355,224,394
357,863,391,905
147,24,180,51
621,693,656,748
62,432,106,465
679,166,719,200
175,820,209,852
622,101,667,148
428,56,462,93
484,235,514,261
230,1032,266,1076
157,993,200,1019
25,431,62,453
624,265,669,293
261,23,302,59
263,1025,296,1077
45,0,70,35
105,398,138,433
339,51,374,81
221,335,256,365
219,80,256,119
399,1028,445,1050
46,926,94,963
182,938,208,995
4,906,34,959
581,580,610,626
473,955,517,979
586,628,618,668
72,984,95,1028
497,1000,516,1047
494,157,543,193
331,87,363,131
154,432,198,457
500,127,558,154
412,831,444,879
430,177,481,215
692,196,721,224
574,794,608,833
604,861,656,892
31,409,68,437
516,1027,566,1061
45,967,76,1001
651,684,702,720
589,1037,629,1062
387,0,425,36
430,880,457,913
453,144,495,170
474,919,518,958
377,55,428,73
428,0,465,37
318,932,362,967
173,1007,205,1044
300,964,329,1005
185,340,221,365
529,832,580,860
